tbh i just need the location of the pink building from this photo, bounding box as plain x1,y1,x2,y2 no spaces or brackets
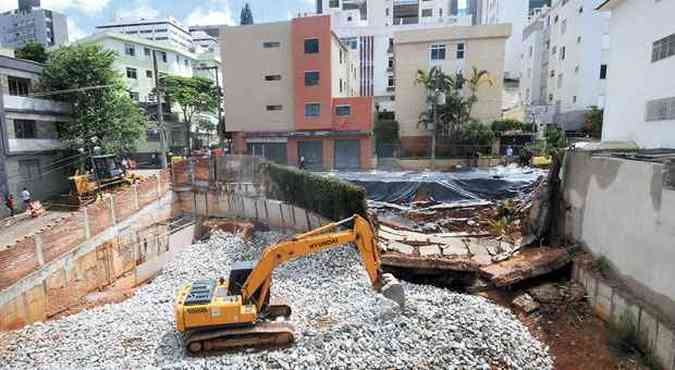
222,15,373,170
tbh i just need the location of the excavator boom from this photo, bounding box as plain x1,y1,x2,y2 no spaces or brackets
175,214,404,354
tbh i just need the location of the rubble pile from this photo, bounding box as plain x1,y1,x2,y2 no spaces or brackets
0,232,553,370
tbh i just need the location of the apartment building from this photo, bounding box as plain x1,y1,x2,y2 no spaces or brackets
79,32,222,156
475,0,529,80
97,17,195,51
0,0,68,49
0,53,71,214
394,24,511,155
597,0,675,148
222,15,374,170
316,0,473,112
520,0,610,132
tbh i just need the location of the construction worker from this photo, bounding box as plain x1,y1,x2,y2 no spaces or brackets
20,188,31,210
4,194,15,217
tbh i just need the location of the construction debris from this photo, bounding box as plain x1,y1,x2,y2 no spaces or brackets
201,218,255,239
512,293,540,314
480,248,572,287
0,232,553,369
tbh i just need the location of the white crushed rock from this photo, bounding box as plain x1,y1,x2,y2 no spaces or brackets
0,232,553,370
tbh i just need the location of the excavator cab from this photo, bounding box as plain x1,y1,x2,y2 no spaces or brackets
175,214,405,354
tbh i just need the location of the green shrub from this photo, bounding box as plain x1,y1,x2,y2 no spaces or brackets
258,161,368,221
594,256,611,276
491,119,533,136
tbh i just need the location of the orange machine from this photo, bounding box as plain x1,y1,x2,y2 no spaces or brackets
175,214,405,354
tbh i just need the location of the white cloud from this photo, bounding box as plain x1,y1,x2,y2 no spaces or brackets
42,0,112,15
115,0,160,20
67,18,87,41
185,1,235,27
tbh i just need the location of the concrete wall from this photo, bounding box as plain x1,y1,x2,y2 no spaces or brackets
0,170,184,331
563,151,675,323
573,262,675,370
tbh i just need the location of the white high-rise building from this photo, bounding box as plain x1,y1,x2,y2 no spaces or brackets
475,0,529,80
96,17,195,51
520,0,610,133
597,0,675,148
0,0,68,49
316,0,473,111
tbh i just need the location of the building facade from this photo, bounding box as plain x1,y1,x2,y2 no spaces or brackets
597,0,675,148
0,0,68,49
0,54,71,215
221,15,374,170
394,24,511,155
474,0,529,81
96,17,195,52
79,32,222,157
316,0,473,112
520,0,610,133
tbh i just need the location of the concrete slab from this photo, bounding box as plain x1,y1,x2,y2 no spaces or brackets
479,248,572,287
419,245,442,257
512,293,540,313
441,239,469,257
386,241,415,255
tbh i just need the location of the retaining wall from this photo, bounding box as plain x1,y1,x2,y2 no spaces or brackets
0,171,195,331
574,263,675,370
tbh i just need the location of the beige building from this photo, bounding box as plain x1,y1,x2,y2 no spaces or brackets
393,24,511,156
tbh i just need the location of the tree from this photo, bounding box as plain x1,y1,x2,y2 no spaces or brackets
40,44,146,154
157,75,220,152
461,120,495,147
240,3,254,25
415,66,494,160
584,106,603,138
15,41,48,63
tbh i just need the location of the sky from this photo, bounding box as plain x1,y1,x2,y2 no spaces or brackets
0,0,317,41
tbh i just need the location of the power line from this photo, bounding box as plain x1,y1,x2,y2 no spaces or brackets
27,84,116,98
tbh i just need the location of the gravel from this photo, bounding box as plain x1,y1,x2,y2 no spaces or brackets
0,232,553,370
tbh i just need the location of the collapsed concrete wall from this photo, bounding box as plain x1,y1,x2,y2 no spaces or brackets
563,151,675,327
0,171,190,331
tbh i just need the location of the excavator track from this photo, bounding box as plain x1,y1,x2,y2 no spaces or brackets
183,305,293,354
184,321,295,354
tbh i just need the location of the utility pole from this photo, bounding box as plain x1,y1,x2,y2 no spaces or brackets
151,49,168,168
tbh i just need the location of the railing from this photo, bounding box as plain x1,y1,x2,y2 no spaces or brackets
3,95,70,114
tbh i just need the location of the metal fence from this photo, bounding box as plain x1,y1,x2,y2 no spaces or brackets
376,143,531,160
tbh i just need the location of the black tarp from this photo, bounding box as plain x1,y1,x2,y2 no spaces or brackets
322,166,546,204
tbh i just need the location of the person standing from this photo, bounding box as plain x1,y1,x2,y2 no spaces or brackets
20,188,31,210
4,194,15,216
299,156,306,170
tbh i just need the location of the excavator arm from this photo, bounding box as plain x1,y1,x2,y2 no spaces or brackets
240,215,404,310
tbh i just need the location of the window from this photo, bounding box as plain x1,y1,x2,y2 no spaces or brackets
126,67,138,79
575,65,580,73
263,41,280,48
652,33,675,63
304,71,320,86
339,48,343,64
124,43,135,56
329,0,339,7
129,91,140,101
529,46,533,57
146,70,153,79
439,8,443,17
552,46,557,55
144,47,151,56
388,57,394,69
550,69,555,78
561,46,566,60
265,75,282,81
456,42,465,59
561,19,567,34
14,119,36,138
573,96,577,103
600,64,607,79
304,103,321,117
7,76,30,96
386,7,390,16
335,105,351,116
388,77,395,87
578,6,583,13
646,97,675,121
19,160,40,180
558,73,563,88
422,8,433,17
184,59,189,67
548,94,554,102
266,105,283,111
304,38,319,54
161,52,167,63
577,36,582,44
176,55,180,63
430,44,446,60
339,78,343,93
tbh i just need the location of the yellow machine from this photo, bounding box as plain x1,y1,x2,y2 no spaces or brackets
175,215,405,354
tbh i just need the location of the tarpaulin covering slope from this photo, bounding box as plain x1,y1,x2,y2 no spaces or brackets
321,166,546,204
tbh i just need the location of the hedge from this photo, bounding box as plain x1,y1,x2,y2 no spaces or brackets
258,161,368,221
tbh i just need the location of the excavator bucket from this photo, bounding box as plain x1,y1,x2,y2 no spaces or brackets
380,273,405,308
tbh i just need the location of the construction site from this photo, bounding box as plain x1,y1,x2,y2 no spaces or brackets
0,152,674,370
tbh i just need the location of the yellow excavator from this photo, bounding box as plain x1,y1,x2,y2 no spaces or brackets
175,214,405,354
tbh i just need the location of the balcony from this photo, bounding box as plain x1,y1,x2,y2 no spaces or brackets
8,138,66,153
3,95,70,115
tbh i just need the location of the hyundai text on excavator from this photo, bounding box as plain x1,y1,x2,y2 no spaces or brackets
175,214,405,354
